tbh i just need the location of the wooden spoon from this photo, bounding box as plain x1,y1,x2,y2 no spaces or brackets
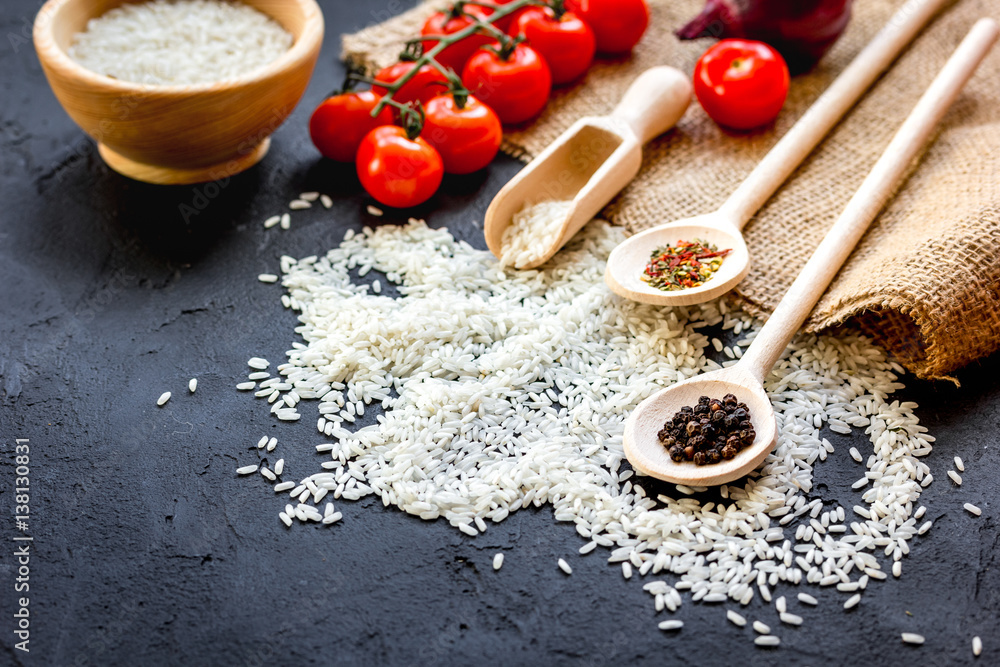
624,18,999,486
484,66,692,269
605,0,950,306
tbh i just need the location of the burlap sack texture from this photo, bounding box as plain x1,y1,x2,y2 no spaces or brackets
343,0,1000,382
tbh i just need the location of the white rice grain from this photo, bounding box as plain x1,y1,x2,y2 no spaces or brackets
69,0,291,86
964,503,982,516
156,391,171,406
493,553,504,570
499,200,572,269
901,633,925,645
558,558,572,575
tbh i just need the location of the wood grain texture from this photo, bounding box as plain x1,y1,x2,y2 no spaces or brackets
33,0,324,184
623,19,998,486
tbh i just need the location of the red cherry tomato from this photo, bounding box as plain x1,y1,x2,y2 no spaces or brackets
461,42,551,125
693,39,790,130
309,91,395,162
372,62,450,106
356,126,444,209
421,4,494,75
566,0,648,54
509,7,595,86
422,94,502,174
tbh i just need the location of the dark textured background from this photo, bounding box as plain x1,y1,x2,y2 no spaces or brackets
1,1,998,665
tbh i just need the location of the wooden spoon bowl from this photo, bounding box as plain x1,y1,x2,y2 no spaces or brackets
624,367,777,486
604,214,750,307
33,0,324,185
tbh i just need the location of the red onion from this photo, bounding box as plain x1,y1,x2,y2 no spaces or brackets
676,0,854,74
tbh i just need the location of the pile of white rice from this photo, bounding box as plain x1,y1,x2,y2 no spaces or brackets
240,218,937,639
69,0,292,86
499,200,573,268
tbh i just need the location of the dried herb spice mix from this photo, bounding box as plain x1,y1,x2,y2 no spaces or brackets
658,394,756,465
641,239,731,291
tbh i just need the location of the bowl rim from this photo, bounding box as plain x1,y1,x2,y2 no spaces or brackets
33,0,325,95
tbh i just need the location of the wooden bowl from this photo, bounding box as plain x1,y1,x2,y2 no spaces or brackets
33,0,324,185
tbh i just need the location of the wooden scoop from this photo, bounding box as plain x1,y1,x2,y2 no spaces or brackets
624,18,999,486
484,66,692,269
605,0,951,306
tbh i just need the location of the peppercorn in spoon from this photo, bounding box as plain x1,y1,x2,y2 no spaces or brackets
604,0,950,306
624,18,999,485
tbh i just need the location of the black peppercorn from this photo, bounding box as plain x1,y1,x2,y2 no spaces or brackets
658,395,756,467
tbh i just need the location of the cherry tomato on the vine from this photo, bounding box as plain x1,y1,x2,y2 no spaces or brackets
422,94,502,174
421,3,494,75
565,0,648,54
356,126,444,209
508,7,595,86
461,42,551,125
309,91,395,162
693,39,790,130
372,62,450,106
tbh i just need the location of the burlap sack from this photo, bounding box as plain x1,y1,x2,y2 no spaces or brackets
343,0,1000,381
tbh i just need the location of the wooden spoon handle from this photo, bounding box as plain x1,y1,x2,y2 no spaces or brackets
719,0,951,228
740,18,1000,382
610,66,692,146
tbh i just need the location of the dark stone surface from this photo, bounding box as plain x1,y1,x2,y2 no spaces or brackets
1,1,997,665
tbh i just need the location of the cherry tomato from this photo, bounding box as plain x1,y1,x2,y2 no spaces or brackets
422,94,502,174
356,126,444,208
509,7,595,86
461,42,551,125
372,62,450,106
566,0,648,54
309,91,396,162
421,4,494,75
693,39,790,130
